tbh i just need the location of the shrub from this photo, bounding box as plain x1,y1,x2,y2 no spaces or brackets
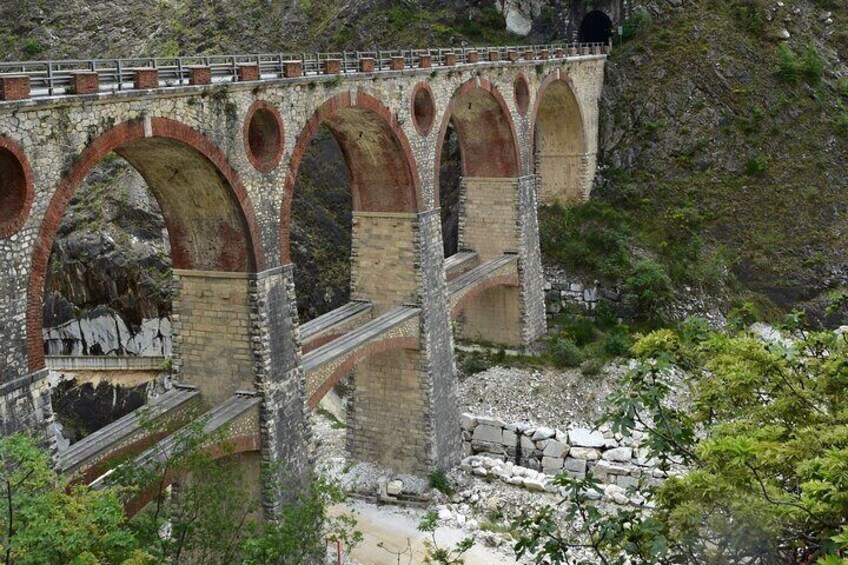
549,338,583,368
461,353,489,375
745,155,769,176
428,469,454,496
800,43,825,83
623,259,672,322
601,330,631,357
580,357,604,377
777,43,800,84
559,315,598,347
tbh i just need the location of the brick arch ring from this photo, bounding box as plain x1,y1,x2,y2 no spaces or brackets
529,72,589,155
0,135,35,239
433,77,523,207
279,90,423,264
307,335,420,410
124,433,261,518
25,117,265,373
450,275,521,320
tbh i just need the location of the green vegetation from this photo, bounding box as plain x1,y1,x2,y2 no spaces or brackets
514,309,848,564
428,469,454,497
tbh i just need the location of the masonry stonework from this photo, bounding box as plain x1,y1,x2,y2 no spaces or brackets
0,51,605,495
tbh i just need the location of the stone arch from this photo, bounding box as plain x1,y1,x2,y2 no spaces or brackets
530,73,589,203
580,10,613,44
450,275,520,319
0,135,34,239
26,117,263,372
280,91,422,264
434,78,522,197
307,335,419,410
124,432,261,518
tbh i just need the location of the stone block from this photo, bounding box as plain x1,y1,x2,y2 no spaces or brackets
569,447,601,461
386,480,403,496
569,428,605,447
323,59,342,75
563,457,587,474
460,413,477,431
592,460,631,483
237,64,260,82
602,447,632,462
541,456,564,475
0,74,29,101
132,68,158,89
68,71,99,94
282,60,303,78
543,439,569,459
477,415,506,427
616,475,639,489
186,65,211,85
502,428,518,446
472,424,503,444
531,426,555,441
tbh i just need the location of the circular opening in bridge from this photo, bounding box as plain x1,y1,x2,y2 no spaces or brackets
412,84,436,136
0,140,32,239
244,101,284,172
580,10,613,45
514,75,530,116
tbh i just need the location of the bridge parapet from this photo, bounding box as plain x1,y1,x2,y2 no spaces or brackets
0,43,610,101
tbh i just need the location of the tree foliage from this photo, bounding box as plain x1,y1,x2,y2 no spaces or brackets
514,312,848,564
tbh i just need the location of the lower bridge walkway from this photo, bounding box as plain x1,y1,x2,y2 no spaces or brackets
54,252,521,499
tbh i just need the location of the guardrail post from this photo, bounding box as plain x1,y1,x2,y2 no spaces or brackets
507,50,519,62
132,68,159,90
538,49,550,60
359,57,376,73
418,54,432,69
443,52,457,66
323,59,342,75
187,65,212,86
389,56,405,71
0,75,30,101
466,51,479,63
488,50,500,62
68,71,99,94
282,60,303,78
581,44,591,56
522,49,534,61
237,63,260,81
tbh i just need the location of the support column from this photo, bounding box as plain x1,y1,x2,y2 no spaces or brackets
346,210,460,475
251,265,312,517
517,175,547,344
172,270,254,406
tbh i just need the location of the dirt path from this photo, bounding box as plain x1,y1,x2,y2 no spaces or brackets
334,501,517,565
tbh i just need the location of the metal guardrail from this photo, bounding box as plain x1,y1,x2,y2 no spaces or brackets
0,42,609,99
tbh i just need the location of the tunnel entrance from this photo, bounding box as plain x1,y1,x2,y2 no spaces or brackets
579,10,613,44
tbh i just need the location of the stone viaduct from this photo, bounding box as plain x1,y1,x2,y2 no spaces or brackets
0,44,606,515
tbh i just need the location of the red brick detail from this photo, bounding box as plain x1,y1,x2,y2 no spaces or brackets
132,68,159,89
488,51,500,62
0,136,34,239
0,75,30,101
243,100,285,173
323,59,342,75
389,56,405,71
410,82,436,137
124,433,261,518
539,50,550,60
68,71,99,94
187,65,211,85
359,57,376,73
433,78,523,206
307,336,420,410
443,53,457,66
507,51,519,62
302,333,344,354
467,51,479,63
237,64,260,82
26,118,263,373
280,91,423,263
523,50,534,61
450,275,520,319
418,55,432,69
282,60,303,78
528,71,586,158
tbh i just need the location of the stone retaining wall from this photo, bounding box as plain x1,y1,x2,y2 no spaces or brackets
461,414,675,491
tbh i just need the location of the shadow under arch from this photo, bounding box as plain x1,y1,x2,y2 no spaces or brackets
26,117,263,372
279,91,422,264
530,73,589,204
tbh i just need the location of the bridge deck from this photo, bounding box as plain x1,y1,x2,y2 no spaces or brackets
46,355,167,372
447,253,519,297
57,385,200,475
444,251,479,281
299,300,373,352
89,392,262,490
302,305,421,375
